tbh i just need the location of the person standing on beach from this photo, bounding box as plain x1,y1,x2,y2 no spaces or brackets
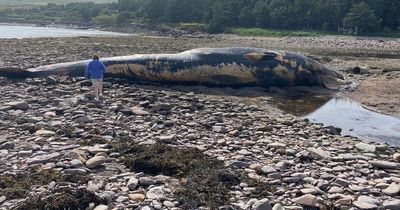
85,54,106,100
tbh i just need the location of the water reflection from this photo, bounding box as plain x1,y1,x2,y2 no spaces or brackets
305,97,400,146
0,24,128,39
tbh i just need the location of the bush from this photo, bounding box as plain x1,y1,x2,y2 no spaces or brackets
93,14,117,25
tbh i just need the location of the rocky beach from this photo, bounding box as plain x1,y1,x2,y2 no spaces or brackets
0,34,400,210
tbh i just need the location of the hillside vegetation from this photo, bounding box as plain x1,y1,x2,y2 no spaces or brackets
0,0,399,37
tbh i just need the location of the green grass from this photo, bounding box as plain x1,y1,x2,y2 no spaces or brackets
360,31,400,38
177,22,206,31
230,27,400,38
230,27,331,37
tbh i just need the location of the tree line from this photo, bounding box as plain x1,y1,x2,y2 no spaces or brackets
117,0,399,33
0,0,399,34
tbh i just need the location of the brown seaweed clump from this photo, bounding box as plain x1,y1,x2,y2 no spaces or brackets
0,169,88,200
15,188,103,210
122,143,242,209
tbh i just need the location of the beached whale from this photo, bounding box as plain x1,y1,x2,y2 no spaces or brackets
0,47,347,89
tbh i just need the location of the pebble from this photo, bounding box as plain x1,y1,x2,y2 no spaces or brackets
35,129,56,137
0,196,6,204
86,156,107,168
293,194,317,207
7,101,29,110
93,205,109,210
272,203,284,210
129,193,145,202
146,186,165,200
139,177,155,186
127,177,139,190
355,143,376,153
383,183,400,195
369,160,400,169
394,153,400,162
383,199,400,210
252,198,272,210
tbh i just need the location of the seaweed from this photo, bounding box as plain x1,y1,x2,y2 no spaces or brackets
0,169,88,200
15,188,103,210
121,143,243,209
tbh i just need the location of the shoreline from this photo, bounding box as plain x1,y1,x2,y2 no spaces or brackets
0,33,399,210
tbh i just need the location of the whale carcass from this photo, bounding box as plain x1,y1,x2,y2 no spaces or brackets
0,47,348,89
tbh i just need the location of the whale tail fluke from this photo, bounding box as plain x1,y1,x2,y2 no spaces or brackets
0,66,29,78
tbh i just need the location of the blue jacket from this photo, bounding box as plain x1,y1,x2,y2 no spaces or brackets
85,59,106,79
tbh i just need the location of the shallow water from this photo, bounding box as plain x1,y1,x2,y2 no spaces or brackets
304,97,400,146
270,91,400,146
0,24,128,39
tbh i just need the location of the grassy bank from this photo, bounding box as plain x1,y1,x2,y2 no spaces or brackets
231,27,400,38
230,27,332,37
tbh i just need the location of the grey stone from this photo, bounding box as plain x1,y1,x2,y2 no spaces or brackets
252,198,272,210
86,156,107,168
0,141,15,150
383,199,400,210
369,160,400,169
100,193,112,204
8,101,29,110
212,126,227,133
70,159,84,168
158,135,176,143
328,186,344,193
300,188,317,195
293,194,317,207
127,177,139,190
283,177,300,183
261,166,277,174
272,203,285,210
267,143,286,149
35,129,55,137
383,182,400,195
163,201,175,208
339,154,368,161
75,116,93,123
0,196,6,204
152,103,172,112
335,178,350,187
353,201,377,210
26,152,60,164
131,106,150,115
139,177,155,186
307,147,331,159
64,168,87,175
394,153,400,162
146,186,165,200
355,143,376,153
141,206,152,210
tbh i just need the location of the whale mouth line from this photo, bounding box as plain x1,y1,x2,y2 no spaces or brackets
317,68,351,90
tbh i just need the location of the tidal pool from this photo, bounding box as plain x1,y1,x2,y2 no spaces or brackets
273,93,400,146
305,97,400,146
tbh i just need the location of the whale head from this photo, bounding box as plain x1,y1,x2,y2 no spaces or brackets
244,51,350,89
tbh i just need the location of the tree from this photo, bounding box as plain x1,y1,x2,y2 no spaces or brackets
343,2,381,33
116,11,131,25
